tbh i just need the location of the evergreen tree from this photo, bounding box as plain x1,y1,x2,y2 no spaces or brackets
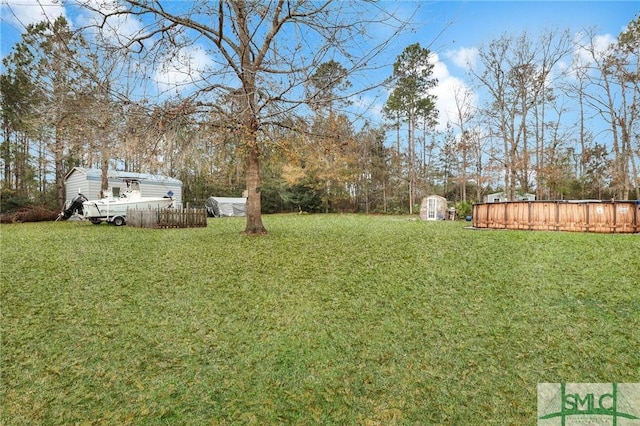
384,43,438,213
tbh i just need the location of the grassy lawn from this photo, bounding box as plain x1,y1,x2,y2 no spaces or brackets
1,214,639,425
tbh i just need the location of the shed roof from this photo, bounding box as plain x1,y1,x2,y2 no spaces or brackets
65,167,182,186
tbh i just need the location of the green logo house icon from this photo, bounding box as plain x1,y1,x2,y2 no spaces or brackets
538,383,640,425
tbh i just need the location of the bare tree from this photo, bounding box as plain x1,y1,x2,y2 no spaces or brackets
84,1,409,233
561,46,593,198
575,25,639,199
471,30,572,200
530,29,573,198
471,35,517,200
614,15,640,199
449,85,476,202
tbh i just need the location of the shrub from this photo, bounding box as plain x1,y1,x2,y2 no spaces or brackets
455,201,473,219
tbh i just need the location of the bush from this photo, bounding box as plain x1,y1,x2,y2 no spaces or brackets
455,201,473,219
279,183,323,213
0,189,33,214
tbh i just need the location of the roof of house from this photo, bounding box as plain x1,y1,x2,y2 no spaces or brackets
486,191,535,197
65,167,182,186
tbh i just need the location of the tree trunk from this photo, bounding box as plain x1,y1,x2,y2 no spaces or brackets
578,88,586,198
55,160,65,209
2,127,10,188
408,113,415,214
244,142,267,234
101,155,109,198
620,118,632,200
55,131,66,209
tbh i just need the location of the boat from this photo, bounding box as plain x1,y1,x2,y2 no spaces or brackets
80,178,173,225
58,192,89,221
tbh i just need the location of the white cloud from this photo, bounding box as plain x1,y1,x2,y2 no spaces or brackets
573,31,616,66
74,0,147,50
445,46,479,71
0,0,147,54
561,31,617,81
428,53,477,131
365,53,478,133
557,59,571,76
0,0,66,29
154,45,216,95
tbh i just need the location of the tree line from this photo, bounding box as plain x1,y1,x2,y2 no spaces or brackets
1,3,638,231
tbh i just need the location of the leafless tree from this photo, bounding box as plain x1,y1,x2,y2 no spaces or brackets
82,0,410,233
574,24,639,199
470,30,572,200
449,85,476,202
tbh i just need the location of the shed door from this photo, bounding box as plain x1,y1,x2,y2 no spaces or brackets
428,198,437,219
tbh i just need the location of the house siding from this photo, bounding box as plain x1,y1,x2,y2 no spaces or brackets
64,168,183,206
484,192,536,203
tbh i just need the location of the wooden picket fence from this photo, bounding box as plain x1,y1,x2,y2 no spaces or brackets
126,207,207,229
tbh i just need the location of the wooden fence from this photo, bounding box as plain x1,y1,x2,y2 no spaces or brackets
126,207,208,229
472,201,640,234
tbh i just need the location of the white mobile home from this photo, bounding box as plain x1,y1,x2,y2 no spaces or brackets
484,192,536,203
64,167,183,206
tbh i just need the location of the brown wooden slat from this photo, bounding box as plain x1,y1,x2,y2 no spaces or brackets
471,201,638,234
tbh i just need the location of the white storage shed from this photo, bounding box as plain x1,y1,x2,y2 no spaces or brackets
205,197,247,217
64,167,183,206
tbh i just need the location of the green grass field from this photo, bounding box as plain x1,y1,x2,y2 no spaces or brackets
1,215,639,425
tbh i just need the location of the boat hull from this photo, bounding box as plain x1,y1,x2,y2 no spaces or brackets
82,197,173,221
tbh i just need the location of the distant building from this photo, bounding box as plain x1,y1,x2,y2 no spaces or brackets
484,192,536,203
420,195,448,220
205,197,247,217
64,167,183,206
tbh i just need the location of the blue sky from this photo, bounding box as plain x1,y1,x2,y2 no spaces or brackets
1,1,638,131
366,1,638,128
415,1,636,49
